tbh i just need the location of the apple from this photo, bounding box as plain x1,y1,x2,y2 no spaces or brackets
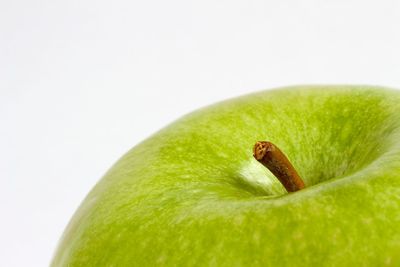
52,85,400,266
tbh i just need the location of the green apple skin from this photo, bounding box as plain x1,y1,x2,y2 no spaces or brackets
52,86,400,266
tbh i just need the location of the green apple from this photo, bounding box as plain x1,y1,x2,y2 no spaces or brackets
52,86,400,266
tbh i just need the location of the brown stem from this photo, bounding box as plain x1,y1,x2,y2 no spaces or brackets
253,141,305,192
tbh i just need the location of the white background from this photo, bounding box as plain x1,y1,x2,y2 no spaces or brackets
2,0,400,266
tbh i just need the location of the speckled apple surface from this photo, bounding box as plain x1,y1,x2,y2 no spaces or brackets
52,86,400,266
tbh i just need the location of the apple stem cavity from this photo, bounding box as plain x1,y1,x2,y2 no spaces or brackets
253,141,305,193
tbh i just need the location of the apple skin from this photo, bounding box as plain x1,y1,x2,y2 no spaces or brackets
52,86,400,266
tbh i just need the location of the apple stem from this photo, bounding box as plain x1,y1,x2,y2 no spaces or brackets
253,141,305,192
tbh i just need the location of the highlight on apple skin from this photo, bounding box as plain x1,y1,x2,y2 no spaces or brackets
52,85,400,267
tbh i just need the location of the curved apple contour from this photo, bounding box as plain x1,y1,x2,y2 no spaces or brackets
52,86,400,266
